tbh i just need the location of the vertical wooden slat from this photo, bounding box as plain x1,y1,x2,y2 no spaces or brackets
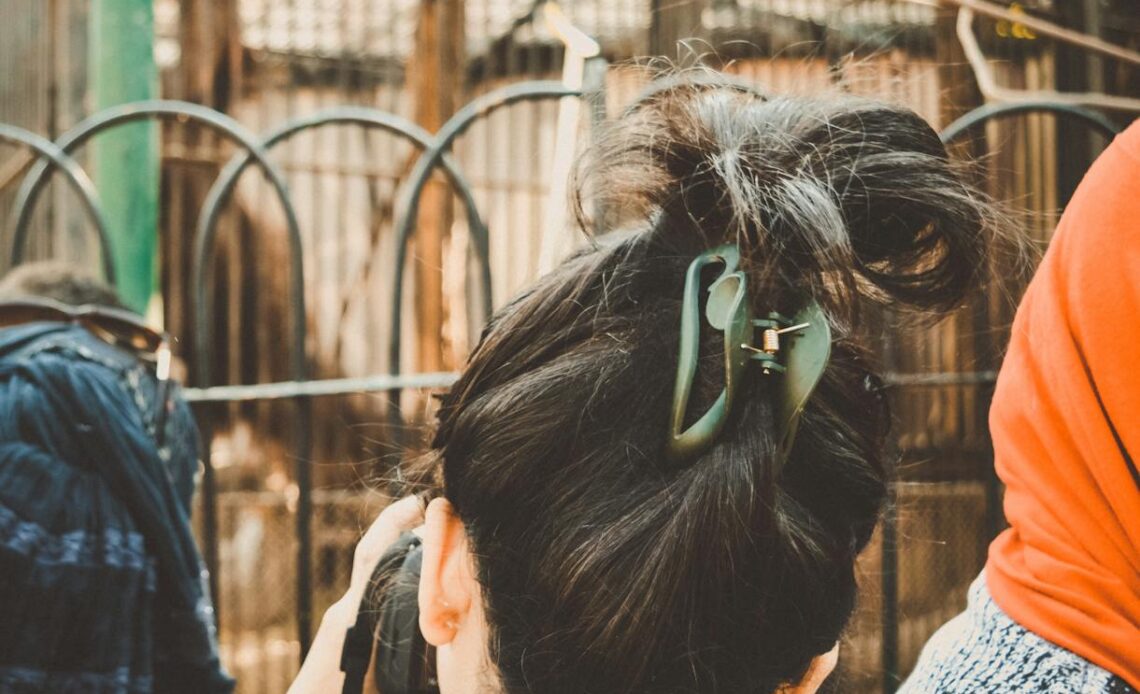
408,0,465,376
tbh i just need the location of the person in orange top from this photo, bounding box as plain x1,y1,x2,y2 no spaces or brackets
903,119,1140,693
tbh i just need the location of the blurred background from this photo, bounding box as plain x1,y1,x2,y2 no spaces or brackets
1,0,1137,691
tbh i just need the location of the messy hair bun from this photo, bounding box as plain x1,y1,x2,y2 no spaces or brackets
579,79,987,317
422,75,993,693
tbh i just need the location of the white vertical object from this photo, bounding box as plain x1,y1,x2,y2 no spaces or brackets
537,3,600,275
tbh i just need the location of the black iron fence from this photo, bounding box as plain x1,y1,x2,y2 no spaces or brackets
0,89,1125,692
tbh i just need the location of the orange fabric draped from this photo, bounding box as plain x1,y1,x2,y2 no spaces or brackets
987,120,1140,690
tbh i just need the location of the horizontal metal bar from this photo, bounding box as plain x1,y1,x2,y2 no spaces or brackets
882,371,998,387
182,371,459,402
182,369,996,402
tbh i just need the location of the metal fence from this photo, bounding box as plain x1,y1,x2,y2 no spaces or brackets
1,89,1124,693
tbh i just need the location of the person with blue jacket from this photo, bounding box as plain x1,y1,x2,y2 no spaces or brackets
0,262,232,694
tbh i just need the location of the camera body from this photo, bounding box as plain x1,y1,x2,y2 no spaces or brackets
341,531,438,694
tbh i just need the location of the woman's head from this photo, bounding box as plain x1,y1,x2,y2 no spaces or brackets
410,78,991,693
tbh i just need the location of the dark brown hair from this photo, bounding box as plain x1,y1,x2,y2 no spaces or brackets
410,77,992,693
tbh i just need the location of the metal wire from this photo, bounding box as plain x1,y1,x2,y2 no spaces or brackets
183,371,458,402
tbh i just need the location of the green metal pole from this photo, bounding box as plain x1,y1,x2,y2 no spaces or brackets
90,0,157,312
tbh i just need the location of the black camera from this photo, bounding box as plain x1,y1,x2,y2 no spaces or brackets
340,532,439,694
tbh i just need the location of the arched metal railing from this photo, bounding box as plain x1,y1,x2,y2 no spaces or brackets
5,99,315,647
940,100,1121,144
385,80,582,423
0,124,113,281
195,105,495,344
7,101,306,388
0,84,595,655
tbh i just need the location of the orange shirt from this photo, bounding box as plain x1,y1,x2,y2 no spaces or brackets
987,119,1140,690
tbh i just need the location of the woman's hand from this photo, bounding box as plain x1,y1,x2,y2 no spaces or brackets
288,495,426,694
342,494,426,612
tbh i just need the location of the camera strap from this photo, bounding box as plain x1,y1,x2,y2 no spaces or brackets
340,531,433,694
340,593,377,694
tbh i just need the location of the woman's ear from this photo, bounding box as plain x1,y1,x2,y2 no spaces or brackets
418,498,476,646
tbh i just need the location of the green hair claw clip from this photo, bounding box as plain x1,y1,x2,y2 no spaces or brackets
665,245,832,467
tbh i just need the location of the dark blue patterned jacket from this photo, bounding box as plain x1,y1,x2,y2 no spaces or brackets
0,323,233,694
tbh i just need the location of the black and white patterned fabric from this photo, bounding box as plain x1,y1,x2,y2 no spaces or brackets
900,572,1136,694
